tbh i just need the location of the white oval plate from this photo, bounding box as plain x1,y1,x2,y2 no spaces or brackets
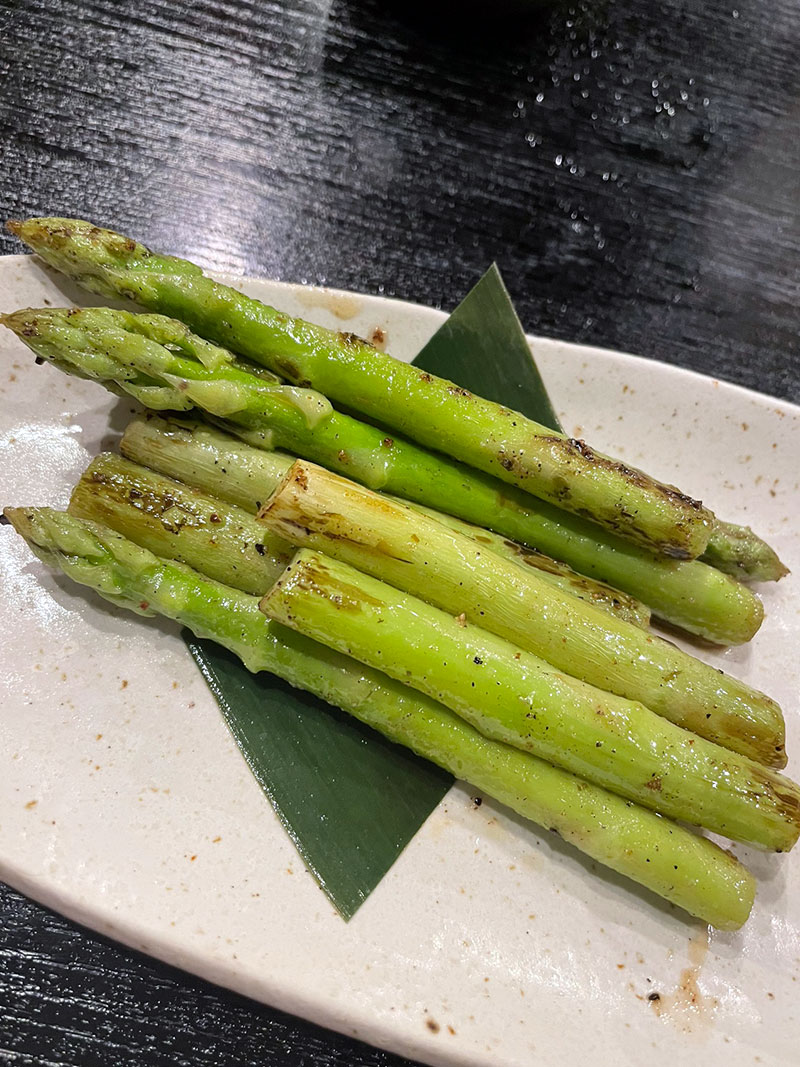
1,254,798,1067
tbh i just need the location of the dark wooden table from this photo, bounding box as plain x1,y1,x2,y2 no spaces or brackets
1,1,798,1064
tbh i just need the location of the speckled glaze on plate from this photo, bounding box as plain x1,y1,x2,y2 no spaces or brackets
1,254,798,1067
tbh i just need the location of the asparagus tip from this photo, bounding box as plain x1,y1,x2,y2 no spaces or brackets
2,506,35,539
0,308,40,336
6,219,22,237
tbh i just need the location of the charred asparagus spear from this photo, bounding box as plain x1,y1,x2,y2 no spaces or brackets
257,461,786,768
68,453,294,595
260,549,800,850
8,217,718,559
114,417,650,626
2,307,765,645
2,506,756,929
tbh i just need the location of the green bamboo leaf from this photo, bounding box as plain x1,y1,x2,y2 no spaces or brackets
414,263,564,432
184,264,562,918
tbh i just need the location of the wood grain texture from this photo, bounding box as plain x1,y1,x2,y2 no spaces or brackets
1,0,798,1063
0,883,412,1066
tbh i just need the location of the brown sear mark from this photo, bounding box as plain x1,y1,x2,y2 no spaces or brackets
645,776,663,792
748,763,800,827
552,436,706,512
338,330,374,351
78,468,204,535
289,558,386,611
273,357,301,381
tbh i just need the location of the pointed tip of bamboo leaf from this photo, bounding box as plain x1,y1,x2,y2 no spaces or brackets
413,263,563,432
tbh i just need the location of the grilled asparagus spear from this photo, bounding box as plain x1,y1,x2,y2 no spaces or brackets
69,453,293,595
8,217,717,559
260,548,800,850
2,506,756,928
2,307,766,645
257,460,786,767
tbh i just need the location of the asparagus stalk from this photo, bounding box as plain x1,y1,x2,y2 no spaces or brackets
69,453,294,595
704,520,789,582
122,414,295,510
3,507,755,929
259,461,786,768
2,306,766,645
9,217,717,559
387,501,650,627
123,415,769,643
261,549,800,850
120,415,650,628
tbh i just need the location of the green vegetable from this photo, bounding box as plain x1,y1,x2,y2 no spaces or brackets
260,548,800,850
2,304,765,645
121,414,295,510
259,461,786,768
69,453,294,595
413,274,787,586
9,217,719,559
704,520,789,583
393,500,650,627
2,506,758,928
120,414,650,627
